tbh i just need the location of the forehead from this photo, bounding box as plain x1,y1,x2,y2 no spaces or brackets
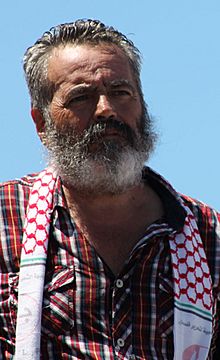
47,44,135,86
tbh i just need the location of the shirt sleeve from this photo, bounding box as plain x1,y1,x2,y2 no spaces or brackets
0,181,30,273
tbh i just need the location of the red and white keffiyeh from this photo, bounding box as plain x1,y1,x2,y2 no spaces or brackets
14,169,213,360
15,169,56,359
170,203,213,359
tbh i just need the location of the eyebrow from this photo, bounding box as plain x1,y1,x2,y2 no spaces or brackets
64,84,97,103
65,79,135,101
67,84,96,96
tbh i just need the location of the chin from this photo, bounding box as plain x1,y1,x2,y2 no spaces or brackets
52,147,146,196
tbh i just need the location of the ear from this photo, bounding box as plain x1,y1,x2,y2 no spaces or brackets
31,108,47,144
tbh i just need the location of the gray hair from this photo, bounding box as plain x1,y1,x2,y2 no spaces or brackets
23,19,144,111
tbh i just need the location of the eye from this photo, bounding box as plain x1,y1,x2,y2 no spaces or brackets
68,94,89,104
110,88,132,97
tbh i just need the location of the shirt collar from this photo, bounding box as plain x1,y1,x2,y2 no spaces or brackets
53,176,68,209
142,166,186,231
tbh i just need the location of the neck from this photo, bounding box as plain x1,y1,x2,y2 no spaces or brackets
63,180,164,232
63,180,164,275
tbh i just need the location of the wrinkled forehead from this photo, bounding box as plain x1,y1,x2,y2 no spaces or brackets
47,43,135,86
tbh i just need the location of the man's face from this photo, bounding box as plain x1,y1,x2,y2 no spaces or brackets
41,44,155,194
47,44,143,137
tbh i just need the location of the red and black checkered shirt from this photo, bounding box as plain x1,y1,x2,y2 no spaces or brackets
0,167,219,359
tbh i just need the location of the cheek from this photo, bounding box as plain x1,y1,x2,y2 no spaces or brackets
51,94,97,126
117,99,142,124
49,104,88,135
49,101,78,127
51,108,72,128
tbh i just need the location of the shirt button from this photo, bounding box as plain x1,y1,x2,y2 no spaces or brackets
116,279,124,288
117,338,125,347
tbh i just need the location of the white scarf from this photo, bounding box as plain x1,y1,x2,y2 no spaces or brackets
14,169,213,359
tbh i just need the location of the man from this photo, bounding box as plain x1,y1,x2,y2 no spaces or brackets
0,19,219,360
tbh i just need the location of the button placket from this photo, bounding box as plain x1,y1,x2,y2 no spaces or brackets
112,276,133,357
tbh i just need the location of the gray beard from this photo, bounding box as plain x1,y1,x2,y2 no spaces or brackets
43,111,156,195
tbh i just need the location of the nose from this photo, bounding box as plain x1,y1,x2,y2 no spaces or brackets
94,94,117,121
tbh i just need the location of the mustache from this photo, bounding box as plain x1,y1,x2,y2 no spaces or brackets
46,116,138,150
82,118,135,145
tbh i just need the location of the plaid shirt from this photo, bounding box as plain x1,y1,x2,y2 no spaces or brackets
0,167,219,359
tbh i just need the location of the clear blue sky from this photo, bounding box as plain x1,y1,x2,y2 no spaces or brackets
1,0,219,210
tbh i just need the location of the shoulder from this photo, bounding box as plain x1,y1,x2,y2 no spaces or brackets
180,194,220,242
0,172,40,272
180,193,220,225
0,172,40,202
0,172,40,189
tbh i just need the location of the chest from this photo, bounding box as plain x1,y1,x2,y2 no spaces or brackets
45,227,175,358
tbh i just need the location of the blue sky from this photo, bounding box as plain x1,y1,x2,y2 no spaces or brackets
1,1,219,209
